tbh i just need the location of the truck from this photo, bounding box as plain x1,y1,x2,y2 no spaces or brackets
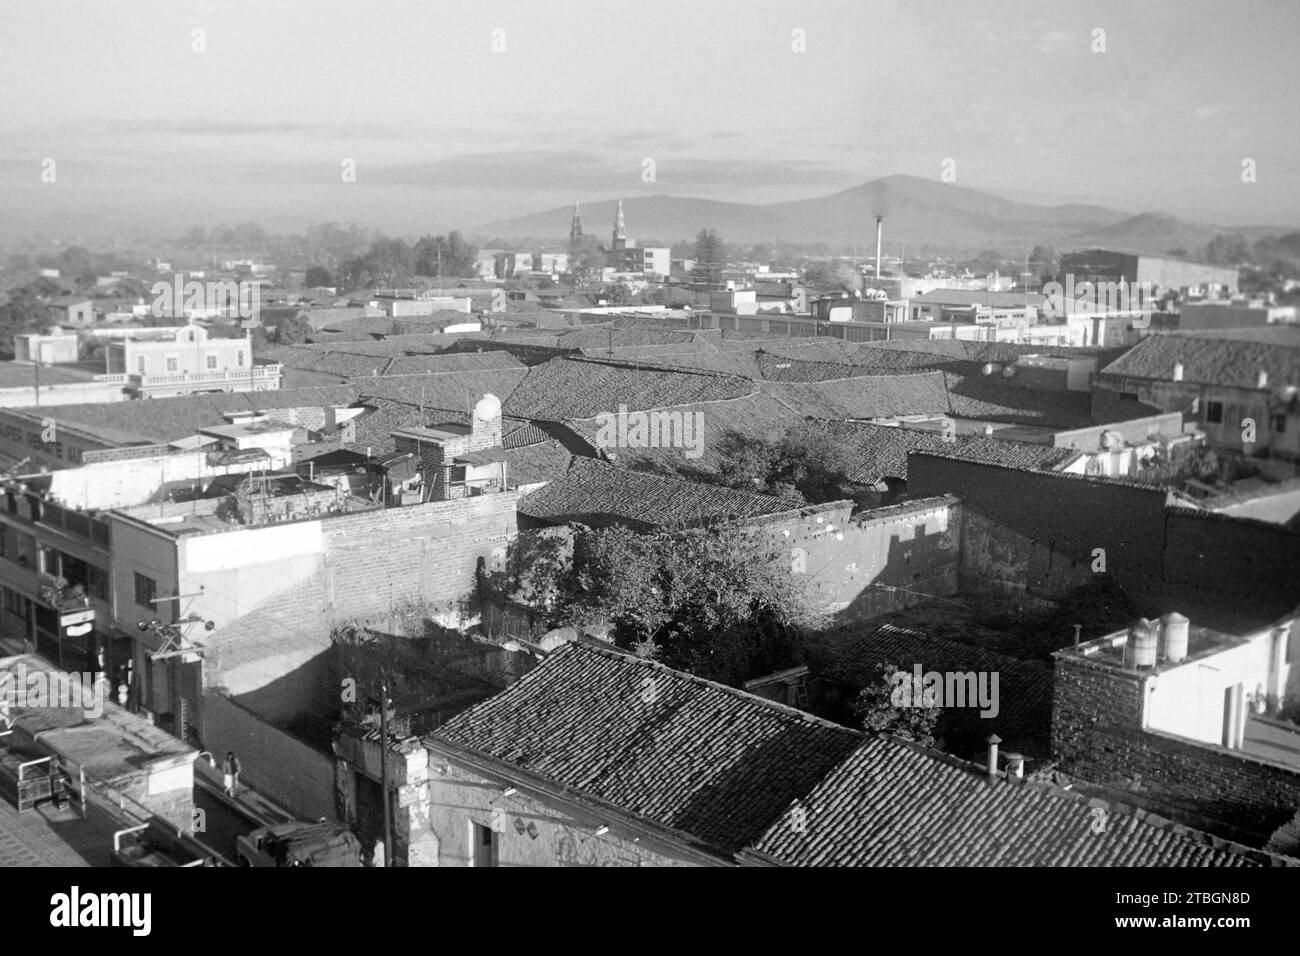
112,820,218,867
235,821,362,867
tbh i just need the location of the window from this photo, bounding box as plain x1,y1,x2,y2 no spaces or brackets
165,356,179,373
133,572,157,609
206,354,218,370
1205,400,1224,425
470,822,498,867
137,356,146,375
236,350,245,368
1272,414,1287,434
39,546,60,578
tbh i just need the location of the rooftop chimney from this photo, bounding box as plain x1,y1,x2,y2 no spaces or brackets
986,734,1001,781
874,216,883,280
1172,361,1184,382
1004,752,1025,780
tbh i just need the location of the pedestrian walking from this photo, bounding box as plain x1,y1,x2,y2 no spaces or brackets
222,751,241,798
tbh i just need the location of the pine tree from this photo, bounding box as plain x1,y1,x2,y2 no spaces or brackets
692,229,725,290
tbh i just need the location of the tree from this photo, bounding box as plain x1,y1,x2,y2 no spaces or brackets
304,266,333,288
692,229,725,290
1204,234,1250,266
598,283,632,306
271,313,314,345
851,662,942,748
413,231,478,279
339,236,415,288
682,424,859,505
568,235,605,285
0,287,54,354
1027,244,1059,284
559,523,811,685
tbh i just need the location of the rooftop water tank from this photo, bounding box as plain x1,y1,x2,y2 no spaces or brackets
1160,612,1189,664
1129,617,1158,668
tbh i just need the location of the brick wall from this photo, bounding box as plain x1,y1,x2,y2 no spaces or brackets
1052,654,1300,842
320,489,521,623
746,496,961,626
906,454,1300,623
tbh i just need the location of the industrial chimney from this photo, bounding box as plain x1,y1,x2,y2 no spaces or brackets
875,216,883,280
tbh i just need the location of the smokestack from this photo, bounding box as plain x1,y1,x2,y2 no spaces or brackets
875,216,883,280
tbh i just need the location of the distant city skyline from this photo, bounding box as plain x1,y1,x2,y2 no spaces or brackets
1,0,1297,243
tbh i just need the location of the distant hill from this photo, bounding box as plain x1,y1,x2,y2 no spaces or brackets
476,174,1294,255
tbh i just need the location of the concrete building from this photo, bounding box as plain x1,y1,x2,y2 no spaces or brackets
1180,301,1298,332
44,297,94,328
1094,327,1300,460
1061,249,1239,298
103,324,282,398
1053,611,1300,845
909,289,1044,327
14,331,80,365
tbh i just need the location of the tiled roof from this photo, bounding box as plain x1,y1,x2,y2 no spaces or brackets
597,347,764,378
756,350,936,382
518,458,798,529
551,327,698,351
14,385,361,444
505,357,755,422
354,369,528,410
433,642,863,855
1098,329,1300,389
748,736,1274,867
295,333,488,357
943,370,1096,426
382,352,527,376
494,440,573,485
562,392,802,473
805,420,1077,484
313,312,475,338
759,371,949,420
817,621,1054,757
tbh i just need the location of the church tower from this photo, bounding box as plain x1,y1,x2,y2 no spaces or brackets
612,200,627,252
569,201,583,243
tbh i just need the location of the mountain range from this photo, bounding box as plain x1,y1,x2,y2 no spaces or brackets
477,174,1291,255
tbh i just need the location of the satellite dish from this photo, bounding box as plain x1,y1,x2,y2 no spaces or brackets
474,394,502,422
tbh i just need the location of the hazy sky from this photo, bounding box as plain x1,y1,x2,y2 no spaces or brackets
1,0,1297,242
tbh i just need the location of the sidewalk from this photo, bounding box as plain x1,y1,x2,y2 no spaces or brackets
193,756,297,827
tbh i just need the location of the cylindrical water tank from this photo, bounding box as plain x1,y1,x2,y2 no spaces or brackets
1161,612,1189,664
1130,618,1158,668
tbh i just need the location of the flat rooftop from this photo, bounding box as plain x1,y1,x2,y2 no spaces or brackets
1059,624,1253,673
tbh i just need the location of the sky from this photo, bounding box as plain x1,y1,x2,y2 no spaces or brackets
0,0,1297,243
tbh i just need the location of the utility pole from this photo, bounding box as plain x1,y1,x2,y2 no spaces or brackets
379,675,393,868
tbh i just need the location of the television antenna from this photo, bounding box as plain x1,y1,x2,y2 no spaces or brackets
141,586,215,661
